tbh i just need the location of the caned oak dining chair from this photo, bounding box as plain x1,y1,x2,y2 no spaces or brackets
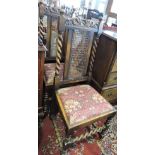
53,24,116,149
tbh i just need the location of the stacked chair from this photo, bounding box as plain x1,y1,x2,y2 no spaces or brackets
43,9,66,114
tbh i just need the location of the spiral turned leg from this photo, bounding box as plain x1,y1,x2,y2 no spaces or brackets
89,39,98,76
62,125,106,150
38,18,44,46
55,34,63,82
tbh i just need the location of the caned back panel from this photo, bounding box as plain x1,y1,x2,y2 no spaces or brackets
64,26,95,80
46,14,59,58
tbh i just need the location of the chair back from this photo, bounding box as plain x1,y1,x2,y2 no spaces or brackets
54,20,99,88
64,26,95,80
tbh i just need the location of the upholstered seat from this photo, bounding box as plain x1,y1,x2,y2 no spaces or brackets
44,63,64,86
56,85,114,128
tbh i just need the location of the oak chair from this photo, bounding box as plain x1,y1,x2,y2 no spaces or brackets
43,10,66,115
53,24,116,150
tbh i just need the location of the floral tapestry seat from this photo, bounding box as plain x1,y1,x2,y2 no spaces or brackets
56,85,115,128
44,63,64,86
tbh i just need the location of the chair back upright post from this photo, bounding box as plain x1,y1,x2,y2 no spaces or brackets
53,10,66,89
88,35,99,81
54,32,63,89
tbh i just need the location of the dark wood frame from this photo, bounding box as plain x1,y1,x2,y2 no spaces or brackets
92,32,117,92
91,31,117,106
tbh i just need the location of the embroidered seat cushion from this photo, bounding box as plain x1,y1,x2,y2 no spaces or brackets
44,63,64,86
57,85,114,127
